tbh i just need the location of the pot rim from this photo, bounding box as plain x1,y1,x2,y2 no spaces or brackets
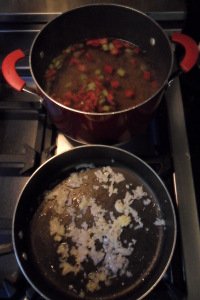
29,3,174,116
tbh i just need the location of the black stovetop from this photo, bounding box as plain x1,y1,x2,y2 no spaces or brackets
0,1,200,300
0,81,185,300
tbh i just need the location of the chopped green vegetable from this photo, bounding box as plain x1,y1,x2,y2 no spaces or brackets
101,105,112,112
95,69,102,75
65,82,72,88
109,43,114,50
98,97,106,105
102,89,108,97
117,68,126,77
87,82,96,91
80,74,87,81
98,75,104,80
45,37,158,113
102,44,109,51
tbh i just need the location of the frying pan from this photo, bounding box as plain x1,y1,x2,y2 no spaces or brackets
12,145,176,300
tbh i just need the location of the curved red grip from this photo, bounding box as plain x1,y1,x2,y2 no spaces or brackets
171,32,199,73
2,49,26,91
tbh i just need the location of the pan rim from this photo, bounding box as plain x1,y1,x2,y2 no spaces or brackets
12,144,177,300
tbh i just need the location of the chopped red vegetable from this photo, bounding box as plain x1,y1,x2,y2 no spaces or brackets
63,100,71,107
106,91,114,104
130,58,137,66
65,91,73,99
111,80,120,88
103,64,113,74
86,39,101,47
98,38,108,45
69,57,79,65
110,47,120,55
86,38,108,47
44,68,57,79
72,94,80,103
124,89,135,98
77,64,87,72
85,51,94,61
143,71,151,81
45,37,159,113
112,39,124,49
133,47,141,54
87,91,97,103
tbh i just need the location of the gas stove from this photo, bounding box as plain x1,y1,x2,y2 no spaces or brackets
0,1,200,300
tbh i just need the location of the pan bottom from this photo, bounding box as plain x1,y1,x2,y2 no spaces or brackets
29,165,166,299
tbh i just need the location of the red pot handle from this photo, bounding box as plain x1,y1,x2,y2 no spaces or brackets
171,32,199,73
2,49,26,91
2,35,198,90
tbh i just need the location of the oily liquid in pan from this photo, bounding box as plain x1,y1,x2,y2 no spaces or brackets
44,38,160,113
29,165,166,299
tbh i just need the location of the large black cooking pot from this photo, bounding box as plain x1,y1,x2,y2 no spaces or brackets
9,145,176,300
1,4,199,144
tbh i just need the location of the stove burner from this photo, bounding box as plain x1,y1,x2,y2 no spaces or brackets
0,144,37,175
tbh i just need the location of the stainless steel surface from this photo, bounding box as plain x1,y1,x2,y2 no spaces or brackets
0,0,186,13
166,78,200,300
0,0,186,22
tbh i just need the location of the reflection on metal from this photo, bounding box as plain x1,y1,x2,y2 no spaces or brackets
23,87,43,103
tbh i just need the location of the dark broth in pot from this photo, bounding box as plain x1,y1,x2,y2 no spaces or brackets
44,38,160,113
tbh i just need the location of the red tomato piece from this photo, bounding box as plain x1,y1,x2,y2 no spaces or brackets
85,51,94,61
85,98,96,111
45,68,56,79
143,71,151,81
112,39,124,49
111,80,120,88
125,89,135,98
133,47,141,54
86,39,101,47
65,91,73,99
72,94,80,103
77,64,87,72
104,64,113,74
106,91,114,104
130,58,137,66
87,91,97,104
63,100,71,107
110,47,120,55
98,38,108,45
69,57,79,65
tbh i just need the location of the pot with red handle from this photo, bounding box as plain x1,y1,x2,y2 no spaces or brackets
1,4,199,144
